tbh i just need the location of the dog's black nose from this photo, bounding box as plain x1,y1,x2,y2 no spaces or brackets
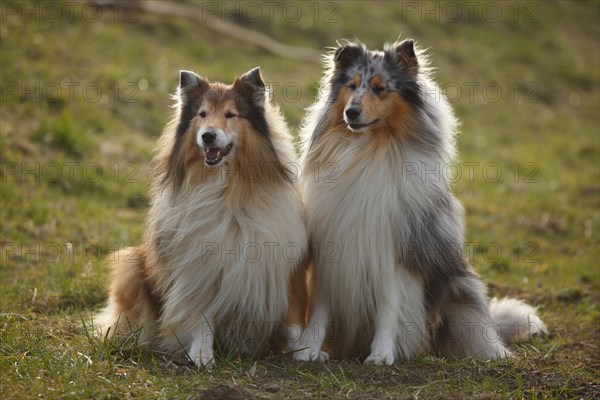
202,131,217,144
345,107,361,120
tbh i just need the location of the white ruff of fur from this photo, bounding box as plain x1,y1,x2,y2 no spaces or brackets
152,187,306,354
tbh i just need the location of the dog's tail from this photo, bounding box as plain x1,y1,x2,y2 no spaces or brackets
489,297,547,344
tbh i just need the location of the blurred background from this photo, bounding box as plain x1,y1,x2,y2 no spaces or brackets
0,1,598,397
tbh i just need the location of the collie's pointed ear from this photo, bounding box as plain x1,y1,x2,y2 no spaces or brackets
333,44,362,69
235,67,266,105
178,70,208,100
239,67,265,91
179,70,205,88
395,39,418,72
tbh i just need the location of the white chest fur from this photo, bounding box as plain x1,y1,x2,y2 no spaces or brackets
151,174,308,353
303,135,429,357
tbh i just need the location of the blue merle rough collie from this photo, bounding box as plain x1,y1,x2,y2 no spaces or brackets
293,39,546,365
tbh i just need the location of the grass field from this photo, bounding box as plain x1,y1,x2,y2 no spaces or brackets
1,1,599,398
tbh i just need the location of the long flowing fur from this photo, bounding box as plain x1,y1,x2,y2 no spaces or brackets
96,68,309,366
294,39,546,364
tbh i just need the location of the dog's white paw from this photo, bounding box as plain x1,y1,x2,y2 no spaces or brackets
364,352,395,366
293,347,329,362
189,328,215,369
192,350,215,369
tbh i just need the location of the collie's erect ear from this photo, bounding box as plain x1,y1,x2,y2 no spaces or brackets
395,39,418,72
333,44,362,69
179,70,205,88
178,70,208,99
235,67,266,105
239,67,265,91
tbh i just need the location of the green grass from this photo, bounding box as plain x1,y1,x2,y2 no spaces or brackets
1,1,599,398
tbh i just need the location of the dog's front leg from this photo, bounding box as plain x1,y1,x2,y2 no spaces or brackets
189,318,215,368
285,260,311,351
365,267,429,365
364,303,398,365
293,287,330,362
364,271,401,366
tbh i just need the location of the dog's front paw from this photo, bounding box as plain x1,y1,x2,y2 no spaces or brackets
293,347,329,362
190,340,215,369
192,350,215,369
364,352,395,366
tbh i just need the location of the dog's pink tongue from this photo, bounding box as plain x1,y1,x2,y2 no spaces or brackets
206,148,220,160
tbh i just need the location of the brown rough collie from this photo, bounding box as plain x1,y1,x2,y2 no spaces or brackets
96,67,310,367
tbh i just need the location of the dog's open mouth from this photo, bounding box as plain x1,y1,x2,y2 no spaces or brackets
348,119,380,131
204,143,233,166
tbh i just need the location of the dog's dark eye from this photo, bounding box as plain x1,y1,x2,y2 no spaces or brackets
225,112,236,119
372,86,384,95
199,111,207,118
348,83,357,90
